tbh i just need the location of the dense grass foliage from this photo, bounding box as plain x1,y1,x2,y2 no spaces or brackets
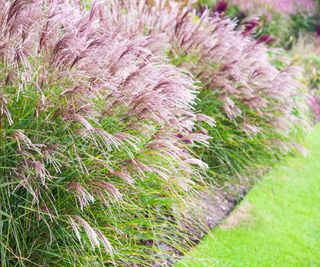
0,1,209,265
102,0,309,180
0,0,313,266
176,124,320,266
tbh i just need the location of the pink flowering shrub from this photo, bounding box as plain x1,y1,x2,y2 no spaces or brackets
102,0,309,176
0,0,208,265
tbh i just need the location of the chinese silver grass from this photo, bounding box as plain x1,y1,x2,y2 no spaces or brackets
0,0,208,265
101,0,309,176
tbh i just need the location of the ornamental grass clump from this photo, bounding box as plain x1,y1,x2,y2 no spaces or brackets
102,0,309,180
0,0,209,265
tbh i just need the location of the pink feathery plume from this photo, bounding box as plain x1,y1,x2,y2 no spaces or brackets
101,0,307,139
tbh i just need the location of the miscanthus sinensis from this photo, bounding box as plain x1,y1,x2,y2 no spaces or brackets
0,0,209,265
101,0,309,173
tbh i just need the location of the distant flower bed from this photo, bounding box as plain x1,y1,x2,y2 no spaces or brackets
229,0,315,14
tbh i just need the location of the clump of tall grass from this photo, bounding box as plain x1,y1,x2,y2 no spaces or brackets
102,0,309,181
0,0,209,265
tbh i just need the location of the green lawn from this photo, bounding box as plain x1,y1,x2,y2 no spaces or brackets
176,124,320,267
